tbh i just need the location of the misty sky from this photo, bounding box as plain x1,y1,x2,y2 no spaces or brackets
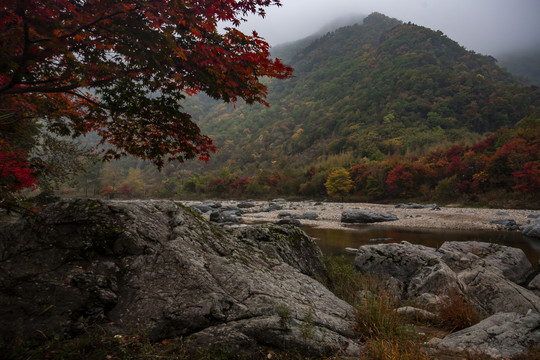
234,0,540,56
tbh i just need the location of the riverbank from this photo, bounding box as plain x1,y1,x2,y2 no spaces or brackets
187,200,539,232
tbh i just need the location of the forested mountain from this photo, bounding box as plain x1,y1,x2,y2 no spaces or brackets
181,12,539,174
66,13,540,206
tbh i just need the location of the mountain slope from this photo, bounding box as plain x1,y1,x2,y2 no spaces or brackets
182,13,540,173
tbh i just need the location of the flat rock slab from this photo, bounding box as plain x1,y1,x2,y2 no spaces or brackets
341,209,398,223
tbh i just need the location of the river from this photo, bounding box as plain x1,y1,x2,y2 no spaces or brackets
302,225,540,267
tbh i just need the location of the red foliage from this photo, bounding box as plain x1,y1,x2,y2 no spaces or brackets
267,176,280,187
99,186,116,197
230,177,252,194
385,165,415,194
512,163,540,193
120,184,133,196
0,146,37,191
349,164,370,190
0,0,292,168
470,136,495,153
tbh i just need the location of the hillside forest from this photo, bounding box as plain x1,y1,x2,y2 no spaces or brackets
30,13,540,208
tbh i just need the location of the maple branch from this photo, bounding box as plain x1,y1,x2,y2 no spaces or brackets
65,90,111,111
30,9,131,44
0,5,30,94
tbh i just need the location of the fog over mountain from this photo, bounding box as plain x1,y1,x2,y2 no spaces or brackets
232,0,540,56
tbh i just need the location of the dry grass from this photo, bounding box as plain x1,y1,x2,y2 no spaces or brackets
437,288,481,331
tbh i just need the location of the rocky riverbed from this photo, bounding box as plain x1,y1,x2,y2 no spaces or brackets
183,199,540,232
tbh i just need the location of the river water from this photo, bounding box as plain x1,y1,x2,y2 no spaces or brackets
302,225,540,268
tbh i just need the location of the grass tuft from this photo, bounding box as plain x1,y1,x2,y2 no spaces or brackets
437,288,481,331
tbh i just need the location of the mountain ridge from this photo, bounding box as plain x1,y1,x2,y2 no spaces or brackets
182,12,539,174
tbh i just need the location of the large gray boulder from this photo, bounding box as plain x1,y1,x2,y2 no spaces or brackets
341,209,398,223
355,241,439,281
523,218,540,239
0,200,361,357
438,241,534,285
354,241,540,316
429,311,540,359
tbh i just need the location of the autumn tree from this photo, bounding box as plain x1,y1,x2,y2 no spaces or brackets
0,0,293,206
325,168,353,200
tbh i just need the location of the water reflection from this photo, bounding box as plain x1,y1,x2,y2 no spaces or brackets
302,225,540,267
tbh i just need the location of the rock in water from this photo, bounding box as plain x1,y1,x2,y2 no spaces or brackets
0,199,361,357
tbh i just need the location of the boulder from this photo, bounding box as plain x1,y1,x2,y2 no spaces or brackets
523,219,540,239
341,209,398,224
292,212,319,220
210,208,242,224
490,218,520,230
354,241,540,316
202,200,222,208
429,311,540,359
237,201,256,209
0,200,361,358
458,266,540,315
438,241,534,285
189,203,213,214
275,218,302,226
355,241,439,282
262,202,283,212
277,211,292,218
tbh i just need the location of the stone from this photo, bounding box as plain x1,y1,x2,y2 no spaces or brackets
0,200,361,358
490,218,520,230
396,306,437,320
528,273,540,296
438,241,534,285
189,203,213,214
210,209,242,224
292,212,318,220
429,311,540,359
458,266,540,315
354,241,439,281
341,209,398,223
395,203,439,210
523,219,540,239
202,200,222,208
277,211,292,218
275,218,301,226
237,201,256,209
262,202,283,212
368,237,392,242
353,241,540,316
